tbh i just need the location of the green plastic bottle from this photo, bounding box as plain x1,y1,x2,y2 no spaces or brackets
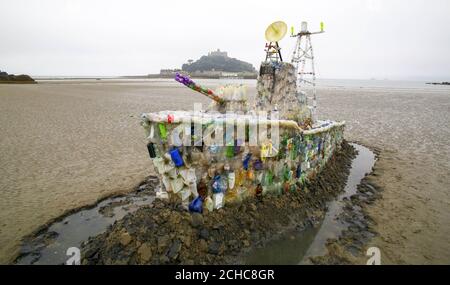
264,170,274,186
158,123,168,140
225,145,234,158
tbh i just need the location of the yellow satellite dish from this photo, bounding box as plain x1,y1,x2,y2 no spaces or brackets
265,21,288,42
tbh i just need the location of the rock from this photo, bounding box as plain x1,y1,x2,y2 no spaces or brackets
83,246,99,259
159,256,169,264
169,213,181,225
208,241,221,255
167,240,182,260
228,239,238,247
157,235,170,250
191,213,204,228
213,222,225,230
119,232,132,246
137,243,152,263
111,258,129,265
185,259,195,265
199,228,209,240
198,239,208,252
180,234,192,247
160,209,170,219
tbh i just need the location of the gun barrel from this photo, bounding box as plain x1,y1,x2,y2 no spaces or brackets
175,73,224,103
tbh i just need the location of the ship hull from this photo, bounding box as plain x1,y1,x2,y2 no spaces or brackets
141,111,345,211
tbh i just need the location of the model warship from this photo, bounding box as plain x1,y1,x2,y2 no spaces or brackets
141,21,345,212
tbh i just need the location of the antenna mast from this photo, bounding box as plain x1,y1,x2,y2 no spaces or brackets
291,21,324,123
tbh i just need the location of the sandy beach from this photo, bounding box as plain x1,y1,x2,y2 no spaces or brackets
0,79,449,264
318,83,450,264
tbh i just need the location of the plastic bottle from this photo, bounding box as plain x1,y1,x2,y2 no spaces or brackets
296,165,302,179
197,180,208,199
147,142,157,158
253,159,264,171
205,197,214,212
169,148,184,167
189,196,203,213
237,187,248,201
247,169,255,181
242,153,252,170
225,145,234,158
224,188,238,204
235,169,245,187
158,123,168,140
264,170,274,186
189,183,199,198
256,172,264,184
179,187,191,201
207,145,221,163
212,175,227,193
255,184,263,197
213,193,224,209
282,165,290,182
147,123,155,141
167,114,174,124
170,178,184,194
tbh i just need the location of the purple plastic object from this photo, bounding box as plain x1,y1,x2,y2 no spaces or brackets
175,73,194,86
253,159,263,171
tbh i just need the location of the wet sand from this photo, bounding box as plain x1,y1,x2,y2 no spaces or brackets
318,84,450,264
0,80,209,263
0,79,449,264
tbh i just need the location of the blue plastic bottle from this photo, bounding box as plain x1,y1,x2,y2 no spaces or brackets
189,196,203,213
169,148,184,167
243,153,252,170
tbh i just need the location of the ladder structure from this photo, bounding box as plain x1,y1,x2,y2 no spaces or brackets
265,42,283,62
291,21,324,122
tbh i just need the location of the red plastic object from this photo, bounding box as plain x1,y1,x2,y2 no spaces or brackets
167,114,174,124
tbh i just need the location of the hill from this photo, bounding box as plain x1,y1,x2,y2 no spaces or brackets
0,70,36,84
182,50,256,73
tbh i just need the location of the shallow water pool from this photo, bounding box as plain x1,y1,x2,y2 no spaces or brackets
244,143,376,264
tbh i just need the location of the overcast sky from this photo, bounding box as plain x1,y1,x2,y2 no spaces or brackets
1,0,449,80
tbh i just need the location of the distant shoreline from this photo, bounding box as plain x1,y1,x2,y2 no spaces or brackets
426,81,450,86
29,76,448,84
131,74,258,80
33,74,258,81
0,81,37,84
